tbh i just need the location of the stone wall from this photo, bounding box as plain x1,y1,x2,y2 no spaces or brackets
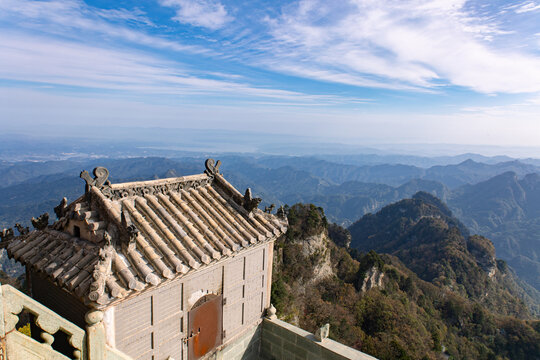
210,317,378,360
261,318,377,360
210,321,262,360
31,271,90,328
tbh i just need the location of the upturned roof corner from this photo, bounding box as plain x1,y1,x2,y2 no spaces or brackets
80,166,111,192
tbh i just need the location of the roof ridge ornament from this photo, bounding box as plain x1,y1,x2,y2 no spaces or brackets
14,223,29,235
54,197,68,219
205,158,221,176
88,243,114,304
264,204,275,213
121,207,138,251
0,228,14,242
243,188,262,213
31,213,49,230
276,205,287,219
80,167,110,191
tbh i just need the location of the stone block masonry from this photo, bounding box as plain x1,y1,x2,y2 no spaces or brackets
210,321,262,360
261,318,377,360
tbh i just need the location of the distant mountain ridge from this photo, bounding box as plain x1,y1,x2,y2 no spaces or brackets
0,155,538,294
316,152,518,167
257,156,540,188
0,157,202,229
449,171,540,291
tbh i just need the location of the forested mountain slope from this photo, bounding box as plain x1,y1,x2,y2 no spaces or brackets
349,192,539,316
272,203,540,360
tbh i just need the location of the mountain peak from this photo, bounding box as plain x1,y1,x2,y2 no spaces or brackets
347,195,534,316
412,191,453,217
458,159,481,167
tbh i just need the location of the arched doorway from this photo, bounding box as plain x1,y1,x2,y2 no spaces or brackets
187,294,223,360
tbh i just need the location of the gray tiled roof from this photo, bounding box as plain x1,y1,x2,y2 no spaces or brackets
6,159,287,308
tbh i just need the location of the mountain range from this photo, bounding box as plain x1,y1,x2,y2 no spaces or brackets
449,172,540,291
0,154,538,294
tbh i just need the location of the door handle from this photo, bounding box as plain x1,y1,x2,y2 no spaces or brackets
183,328,201,343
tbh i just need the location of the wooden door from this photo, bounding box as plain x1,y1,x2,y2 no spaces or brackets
187,294,222,360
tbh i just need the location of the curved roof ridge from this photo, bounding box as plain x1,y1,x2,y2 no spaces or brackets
109,173,210,190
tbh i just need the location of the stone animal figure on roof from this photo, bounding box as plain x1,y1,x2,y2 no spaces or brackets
31,213,49,230
14,223,29,235
54,197,68,218
243,188,262,212
0,228,14,242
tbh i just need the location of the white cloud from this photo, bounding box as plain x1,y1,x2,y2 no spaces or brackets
4,0,539,96
94,7,155,26
0,0,374,105
527,95,540,105
159,0,232,30
258,0,540,94
0,89,371,138
0,0,210,54
0,31,366,105
514,2,540,14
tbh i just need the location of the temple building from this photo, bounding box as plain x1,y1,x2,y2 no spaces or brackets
6,159,287,360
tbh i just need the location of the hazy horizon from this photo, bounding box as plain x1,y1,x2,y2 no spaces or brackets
2,127,540,160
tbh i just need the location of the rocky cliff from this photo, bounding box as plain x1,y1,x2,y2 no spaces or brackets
272,201,540,360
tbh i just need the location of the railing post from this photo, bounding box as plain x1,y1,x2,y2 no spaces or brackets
0,285,5,338
86,309,105,360
0,285,6,360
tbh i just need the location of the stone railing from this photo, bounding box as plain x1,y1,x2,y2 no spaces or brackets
0,284,132,360
261,307,378,360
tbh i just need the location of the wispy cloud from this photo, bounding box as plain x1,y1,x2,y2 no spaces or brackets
461,92,540,117
3,0,540,97
254,0,540,94
94,7,156,26
159,0,232,30
0,0,380,106
0,0,360,105
0,0,209,54
0,30,366,105
512,1,540,14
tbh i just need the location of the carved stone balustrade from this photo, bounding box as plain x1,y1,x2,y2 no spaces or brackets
0,284,84,359
0,284,133,360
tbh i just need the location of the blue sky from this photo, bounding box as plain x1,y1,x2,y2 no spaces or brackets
1,0,540,148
